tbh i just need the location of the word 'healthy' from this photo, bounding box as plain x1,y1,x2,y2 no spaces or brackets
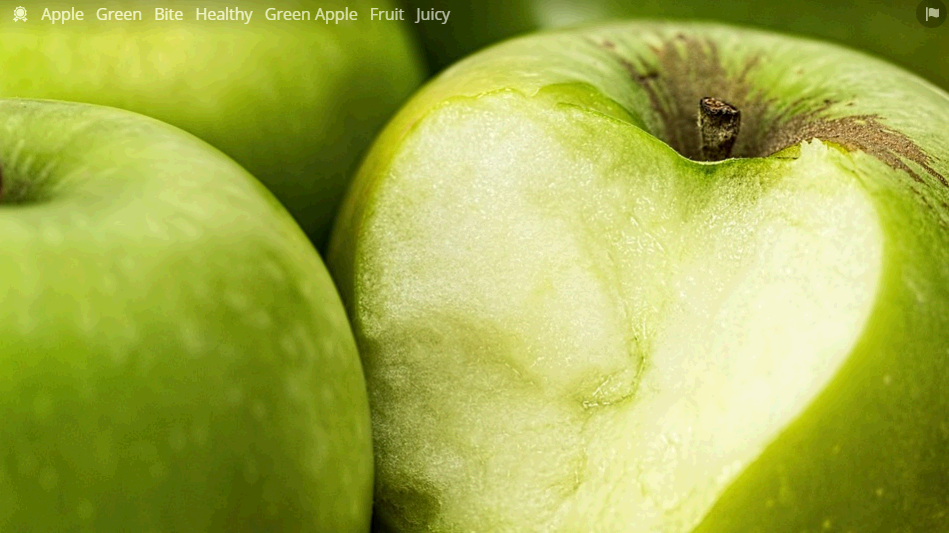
37,6,450,25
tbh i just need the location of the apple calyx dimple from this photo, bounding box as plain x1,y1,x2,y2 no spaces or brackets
698,96,740,161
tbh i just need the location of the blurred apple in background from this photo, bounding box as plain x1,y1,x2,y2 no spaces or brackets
403,0,949,92
1,0,425,246
0,98,373,532
329,21,949,532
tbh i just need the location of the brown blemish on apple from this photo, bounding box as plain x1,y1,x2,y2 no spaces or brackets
591,35,947,188
777,110,947,187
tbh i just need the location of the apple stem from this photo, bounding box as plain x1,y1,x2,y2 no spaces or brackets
698,97,740,161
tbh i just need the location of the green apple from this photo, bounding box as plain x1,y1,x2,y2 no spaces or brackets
328,22,949,532
404,0,949,92
0,99,371,532
1,0,425,245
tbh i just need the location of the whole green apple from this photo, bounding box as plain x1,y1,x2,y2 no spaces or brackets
328,22,949,532
404,0,949,92
0,99,371,531
2,0,425,245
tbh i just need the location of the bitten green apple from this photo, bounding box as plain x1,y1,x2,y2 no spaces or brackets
1,0,425,245
328,22,949,532
0,99,371,532
404,0,949,92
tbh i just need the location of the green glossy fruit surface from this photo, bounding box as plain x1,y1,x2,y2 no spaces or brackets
0,99,372,532
330,22,949,532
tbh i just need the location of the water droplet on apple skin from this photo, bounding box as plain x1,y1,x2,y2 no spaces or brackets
32,392,54,420
38,465,58,490
41,225,63,245
252,401,268,421
247,310,273,330
226,386,244,406
177,320,205,356
143,213,169,240
285,375,308,404
191,423,209,447
243,457,260,485
168,426,188,452
76,499,96,521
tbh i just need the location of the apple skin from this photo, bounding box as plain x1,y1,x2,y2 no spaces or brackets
0,99,372,532
1,0,425,246
328,22,949,532
403,0,949,91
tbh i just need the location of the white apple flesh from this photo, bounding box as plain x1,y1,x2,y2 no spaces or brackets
328,23,949,532
0,99,372,532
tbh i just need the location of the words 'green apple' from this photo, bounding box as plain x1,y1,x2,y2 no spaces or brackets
328,23,949,532
0,0,425,245
0,99,372,532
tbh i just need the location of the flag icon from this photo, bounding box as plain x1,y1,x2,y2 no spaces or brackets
918,0,946,26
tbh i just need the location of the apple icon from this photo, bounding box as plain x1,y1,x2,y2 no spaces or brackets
328,22,949,532
0,99,372,531
0,0,425,245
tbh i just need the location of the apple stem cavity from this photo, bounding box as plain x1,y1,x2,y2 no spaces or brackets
698,97,741,161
